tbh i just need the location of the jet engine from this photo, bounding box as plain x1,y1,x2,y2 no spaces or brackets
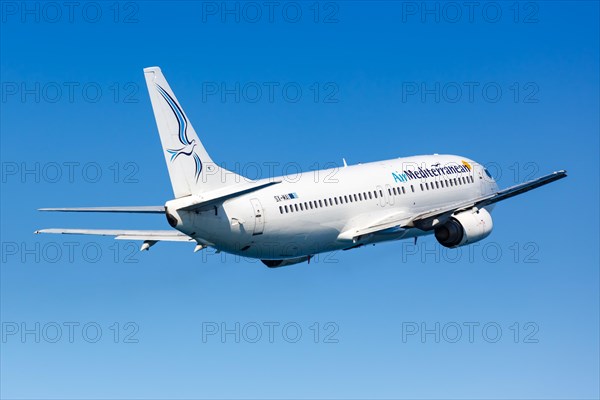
434,208,493,248
261,256,310,268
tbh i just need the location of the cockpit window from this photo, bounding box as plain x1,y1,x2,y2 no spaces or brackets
484,168,492,178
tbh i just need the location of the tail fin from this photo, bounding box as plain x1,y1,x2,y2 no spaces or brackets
144,67,242,198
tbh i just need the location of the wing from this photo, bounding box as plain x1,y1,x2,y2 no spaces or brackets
338,170,567,243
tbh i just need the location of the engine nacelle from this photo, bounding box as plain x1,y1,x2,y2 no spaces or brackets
262,256,310,268
434,208,493,248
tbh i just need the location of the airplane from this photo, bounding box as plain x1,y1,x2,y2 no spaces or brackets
35,67,567,268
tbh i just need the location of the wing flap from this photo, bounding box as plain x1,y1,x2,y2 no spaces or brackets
338,213,413,242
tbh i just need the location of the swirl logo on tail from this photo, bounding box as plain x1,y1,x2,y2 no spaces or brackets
155,84,202,182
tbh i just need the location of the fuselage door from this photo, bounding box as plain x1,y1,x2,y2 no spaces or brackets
250,198,264,235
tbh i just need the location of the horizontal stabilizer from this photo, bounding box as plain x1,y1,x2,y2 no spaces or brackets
38,206,165,214
35,228,192,242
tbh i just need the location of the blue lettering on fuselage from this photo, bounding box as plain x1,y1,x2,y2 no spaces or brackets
392,172,408,183
391,164,470,183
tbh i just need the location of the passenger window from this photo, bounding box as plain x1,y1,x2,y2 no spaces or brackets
299,203,304,211
344,195,349,203
454,178,458,186
294,204,298,212
388,188,392,196
329,198,333,206
379,189,384,197
393,187,397,195
319,200,323,207
435,181,439,189
368,192,372,199
374,191,378,199
425,182,429,190
411,185,414,192
284,205,289,213
279,206,283,214
363,192,367,200
420,184,423,191
358,193,363,201
402,187,406,194
334,198,338,205
354,194,358,202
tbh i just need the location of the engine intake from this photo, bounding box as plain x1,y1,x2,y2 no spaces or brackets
434,208,493,248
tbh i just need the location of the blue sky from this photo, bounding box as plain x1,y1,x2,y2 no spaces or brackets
1,1,598,399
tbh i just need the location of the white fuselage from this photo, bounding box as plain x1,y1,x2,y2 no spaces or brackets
171,154,498,260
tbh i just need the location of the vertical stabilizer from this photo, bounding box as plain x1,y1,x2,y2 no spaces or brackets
144,67,241,198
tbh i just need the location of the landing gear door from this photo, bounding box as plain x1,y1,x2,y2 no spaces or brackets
250,198,264,235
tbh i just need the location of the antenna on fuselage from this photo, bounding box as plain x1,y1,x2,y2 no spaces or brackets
342,158,348,167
